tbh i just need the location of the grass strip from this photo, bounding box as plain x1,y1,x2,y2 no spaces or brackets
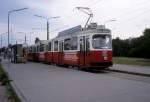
113,57,150,66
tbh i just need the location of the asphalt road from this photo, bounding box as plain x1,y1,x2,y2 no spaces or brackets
2,61,150,102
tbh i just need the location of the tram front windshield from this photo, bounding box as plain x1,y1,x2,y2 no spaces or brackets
92,34,111,49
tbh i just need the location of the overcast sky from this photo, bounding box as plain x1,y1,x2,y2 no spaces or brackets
0,0,150,46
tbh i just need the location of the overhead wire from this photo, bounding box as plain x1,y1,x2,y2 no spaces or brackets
49,0,150,36
120,7,150,23
86,0,150,22
116,0,150,21
88,0,150,31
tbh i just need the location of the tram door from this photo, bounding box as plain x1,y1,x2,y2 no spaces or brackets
85,36,90,66
59,41,64,65
79,36,90,67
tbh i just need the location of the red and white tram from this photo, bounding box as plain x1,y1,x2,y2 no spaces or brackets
28,23,113,69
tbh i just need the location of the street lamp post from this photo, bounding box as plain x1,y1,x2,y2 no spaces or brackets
0,34,3,48
47,21,49,40
8,8,28,46
34,15,60,40
1,35,3,48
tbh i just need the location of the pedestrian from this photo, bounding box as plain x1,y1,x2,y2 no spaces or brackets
4,49,7,59
23,48,27,63
7,48,12,62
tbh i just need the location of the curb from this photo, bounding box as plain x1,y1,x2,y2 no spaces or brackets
108,69,150,77
10,81,29,102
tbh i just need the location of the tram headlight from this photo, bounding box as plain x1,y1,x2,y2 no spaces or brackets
104,56,108,60
102,51,108,60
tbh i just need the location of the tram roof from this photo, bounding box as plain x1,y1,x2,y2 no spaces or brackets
56,23,111,38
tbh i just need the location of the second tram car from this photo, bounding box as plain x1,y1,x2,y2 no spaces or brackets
37,40,48,62
28,45,36,61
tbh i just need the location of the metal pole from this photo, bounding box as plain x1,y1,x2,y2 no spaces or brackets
1,35,2,48
25,34,26,43
34,15,60,40
8,13,10,46
8,8,28,47
47,20,49,40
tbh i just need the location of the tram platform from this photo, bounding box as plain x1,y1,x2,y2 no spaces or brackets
109,64,150,77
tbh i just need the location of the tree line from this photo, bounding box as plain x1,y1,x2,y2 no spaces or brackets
112,28,150,58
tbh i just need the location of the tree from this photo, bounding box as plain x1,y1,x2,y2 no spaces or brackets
142,28,150,58
112,37,131,57
113,28,150,58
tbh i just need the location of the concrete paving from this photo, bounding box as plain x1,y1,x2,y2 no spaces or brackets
1,60,150,102
110,64,150,75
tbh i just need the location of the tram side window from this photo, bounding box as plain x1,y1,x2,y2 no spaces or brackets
46,45,48,51
71,37,78,50
80,38,84,51
59,42,63,52
40,44,44,52
32,47,34,53
36,46,38,52
86,37,90,51
31,47,33,53
54,41,58,51
64,38,71,50
39,45,41,52
42,45,44,52
48,42,51,51
37,46,40,52
34,47,36,53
